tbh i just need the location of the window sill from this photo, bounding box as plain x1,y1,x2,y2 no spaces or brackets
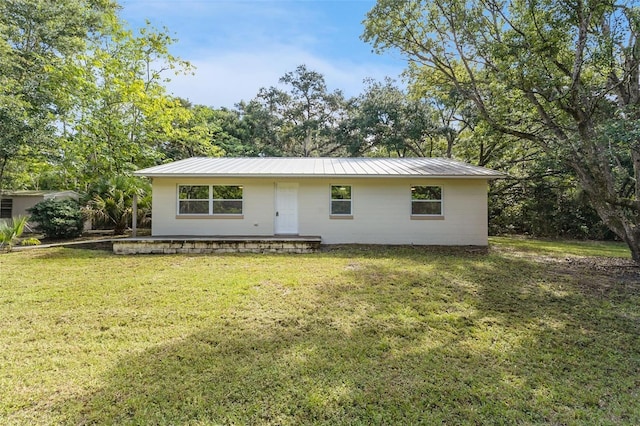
330,215,353,220
176,214,244,219
411,215,444,220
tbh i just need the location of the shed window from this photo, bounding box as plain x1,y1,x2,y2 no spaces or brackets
0,198,12,219
411,186,442,216
331,185,351,215
177,185,243,215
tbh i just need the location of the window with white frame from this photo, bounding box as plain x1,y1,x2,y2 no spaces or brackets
331,185,352,215
212,185,243,214
177,185,243,215
178,185,209,214
411,186,442,216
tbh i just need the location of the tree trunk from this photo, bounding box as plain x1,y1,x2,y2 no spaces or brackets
0,155,7,189
622,230,640,264
575,168,640,263
446,134,453,158
602,210,640,263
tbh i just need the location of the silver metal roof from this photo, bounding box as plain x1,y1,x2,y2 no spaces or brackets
135,157,504,178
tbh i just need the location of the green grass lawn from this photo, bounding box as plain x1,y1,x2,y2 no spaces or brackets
0,239,638,425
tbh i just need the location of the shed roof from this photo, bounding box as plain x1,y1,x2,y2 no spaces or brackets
0,190,78,198
135,157,504,179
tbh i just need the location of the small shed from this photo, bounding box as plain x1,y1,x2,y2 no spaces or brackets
0,190,79,221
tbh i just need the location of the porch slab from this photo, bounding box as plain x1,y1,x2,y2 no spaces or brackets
113,235,322,254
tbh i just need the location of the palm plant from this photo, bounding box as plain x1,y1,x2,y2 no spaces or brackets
83,176,151,234
0,215,30,251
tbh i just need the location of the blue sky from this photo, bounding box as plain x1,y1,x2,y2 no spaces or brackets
118,0,405,108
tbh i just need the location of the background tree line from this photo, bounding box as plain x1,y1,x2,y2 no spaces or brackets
0,0,633,255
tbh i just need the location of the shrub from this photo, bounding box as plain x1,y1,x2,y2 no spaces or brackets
28,199,84,239
21,237,41,246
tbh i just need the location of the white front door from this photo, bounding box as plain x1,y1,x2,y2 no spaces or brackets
275,182,298,235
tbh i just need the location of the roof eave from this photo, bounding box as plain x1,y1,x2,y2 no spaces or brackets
134,172,505,179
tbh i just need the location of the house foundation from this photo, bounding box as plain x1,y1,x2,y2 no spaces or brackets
113,236,322,254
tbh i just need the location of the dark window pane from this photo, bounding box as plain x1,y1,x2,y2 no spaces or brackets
412,201,442,215
179,200,209,214
331,185,351,200
0,199,12,219
179,185,209,200
411,186,441,201
331,200,351,215
213,200,243,214
213,185,243,200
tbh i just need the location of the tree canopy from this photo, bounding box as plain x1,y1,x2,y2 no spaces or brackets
0,0,119,185
363,0,640,261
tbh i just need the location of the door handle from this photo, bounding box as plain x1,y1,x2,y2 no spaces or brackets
276,211,279,216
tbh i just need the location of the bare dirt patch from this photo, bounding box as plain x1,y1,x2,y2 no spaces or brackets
494,245,640,300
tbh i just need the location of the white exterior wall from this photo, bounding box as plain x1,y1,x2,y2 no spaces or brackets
151,178,276,237
150,177,489,245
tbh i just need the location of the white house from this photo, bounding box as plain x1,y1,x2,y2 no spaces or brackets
133,157,502,248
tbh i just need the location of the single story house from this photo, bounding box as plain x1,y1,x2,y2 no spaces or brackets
133,157,503,247
0,190,79,222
